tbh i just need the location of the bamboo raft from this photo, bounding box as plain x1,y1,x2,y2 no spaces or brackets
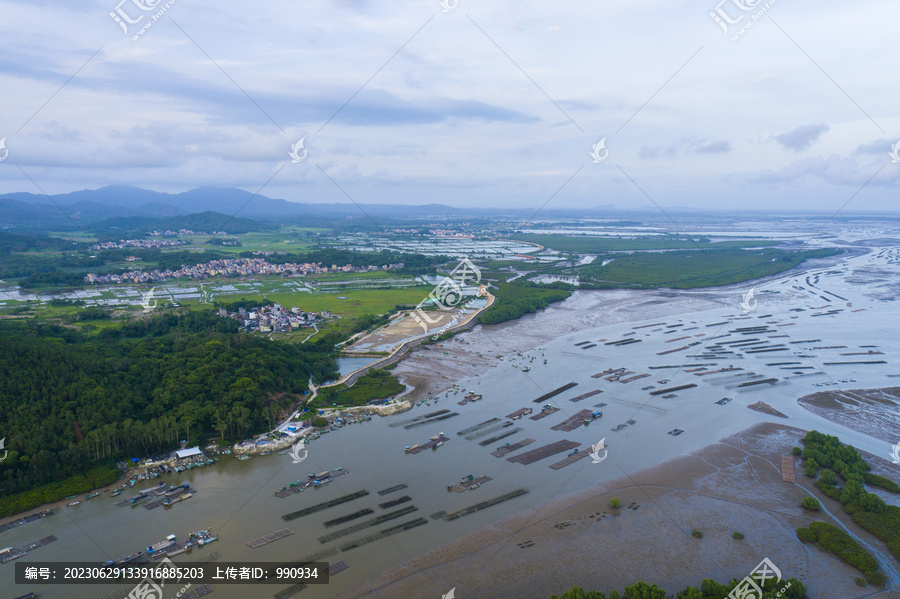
549,449,594,470
377,484,408,496
529,407,559,420
532,382,578,403
246,528,294,548
282,490,370,521
450,475,492,492
491,438,535,457
619,373,651,384
550,410,594,432
508,441,580,465
570,389,604,402
443,488,529,520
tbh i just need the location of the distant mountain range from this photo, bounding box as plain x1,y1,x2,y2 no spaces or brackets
0,185,481,230
0,185,630,231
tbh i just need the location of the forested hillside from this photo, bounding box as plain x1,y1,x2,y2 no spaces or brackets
0,312,337,497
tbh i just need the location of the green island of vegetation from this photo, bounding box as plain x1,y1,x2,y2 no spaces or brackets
796,430,900,584
480,282,572,325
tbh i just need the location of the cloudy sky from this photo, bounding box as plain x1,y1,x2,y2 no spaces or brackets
0,0,897,212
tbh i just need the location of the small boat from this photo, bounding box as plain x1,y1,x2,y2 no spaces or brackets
67,501,81,506
63,495,76,500
237,454,252,461
111,490,122,497
522,366,530,372
86,492,101,500
197,536,218,546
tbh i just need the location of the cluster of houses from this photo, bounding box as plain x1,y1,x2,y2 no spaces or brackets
90,238,187,250
218,304,329,333
85,257,406,285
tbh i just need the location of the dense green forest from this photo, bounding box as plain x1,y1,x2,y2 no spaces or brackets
578,248,841,289
480,282,572,325
0,312,337,498
550,576,808,598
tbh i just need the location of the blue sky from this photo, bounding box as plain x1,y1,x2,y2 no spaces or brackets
0,0,897,212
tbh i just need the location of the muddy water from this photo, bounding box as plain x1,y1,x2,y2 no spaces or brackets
5,261,898,599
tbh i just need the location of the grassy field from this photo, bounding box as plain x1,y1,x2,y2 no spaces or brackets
511,234,780,253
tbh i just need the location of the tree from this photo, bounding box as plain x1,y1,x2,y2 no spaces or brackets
311,417,328,428
609,497,621,508
802,497,821,511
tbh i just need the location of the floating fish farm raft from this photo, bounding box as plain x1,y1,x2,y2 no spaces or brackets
491,438,535,457
390,409,450,427
338,518,428,551
404,412,459,430
478,428,522,446
649,384,697,396
246,528,294,548
550,449,594,470
529,407,560,420
443,488,529,520
507,407,533,419
532,382,578,403
377,484,408,496
406,433,449,454
507,441,581,465
324,509,374,527
457,418,500,436
378,495,412,509
317,506,419,544
570,389,604,402
449,475,492,492
550,410,595,432
282,490,370,521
